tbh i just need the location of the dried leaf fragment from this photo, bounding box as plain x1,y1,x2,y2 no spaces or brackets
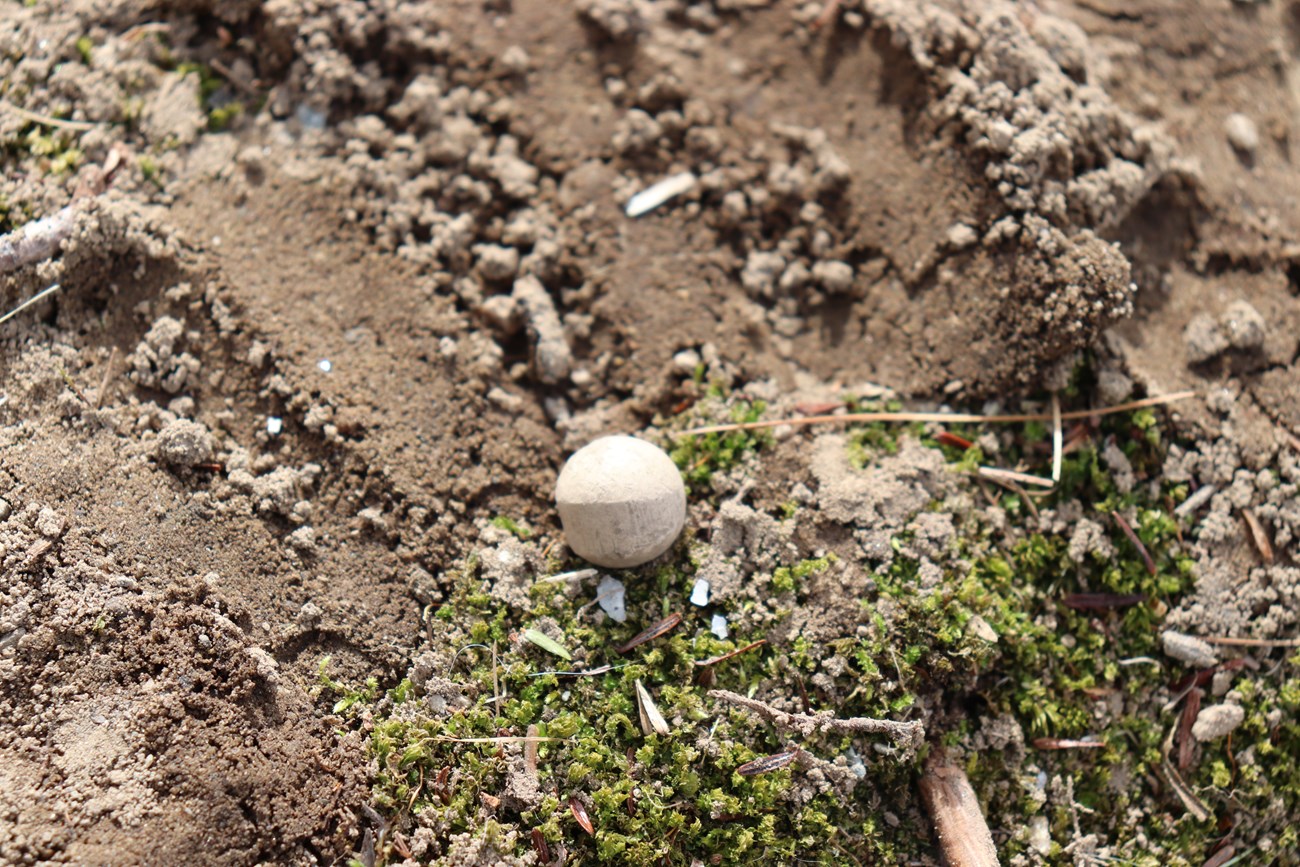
634,678,670,736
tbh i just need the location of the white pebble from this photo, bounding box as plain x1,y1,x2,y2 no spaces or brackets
555,436,687,568
1224,113,1259,157
266,416,283,436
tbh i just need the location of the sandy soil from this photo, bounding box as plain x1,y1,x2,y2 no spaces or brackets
2,0,1299,864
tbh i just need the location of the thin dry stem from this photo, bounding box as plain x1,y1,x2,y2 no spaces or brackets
977,465,1054,489
1201,636,1300,648
708,689,923,750
1050,393,1063,483
0,98,97,131
676,391,1198,437
0,283,62,327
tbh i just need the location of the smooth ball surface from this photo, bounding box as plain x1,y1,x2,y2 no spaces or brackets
555,436,687,568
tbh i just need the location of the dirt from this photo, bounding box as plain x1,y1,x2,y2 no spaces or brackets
2,0,1300,864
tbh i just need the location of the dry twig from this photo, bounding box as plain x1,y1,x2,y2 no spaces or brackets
708,689,924,750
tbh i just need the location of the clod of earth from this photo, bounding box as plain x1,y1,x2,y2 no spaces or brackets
554,435,687,568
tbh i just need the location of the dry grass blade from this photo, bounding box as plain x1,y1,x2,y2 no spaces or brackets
1201,845,1237,867
918,755,999,867
1242,509,1274,565
1200,636,1300,648
0,98,97,131
1112,512,1156,576
617,612,682,654
634,679,670,736
676,391,1198,436
977,470,1040,520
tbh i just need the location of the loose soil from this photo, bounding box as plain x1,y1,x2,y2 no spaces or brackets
2,0,1299,864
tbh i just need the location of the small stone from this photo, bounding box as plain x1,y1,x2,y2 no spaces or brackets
0,498,10,521
812,260,854,293
474,244,520,281
946,222,979,248
1221,299,1266,350
1161,630,1218,668
1224,113,1259,157
156,418,214,467
1192,703,1245,741
1183,313,1229,364
35,507,66,538
555,436,687,568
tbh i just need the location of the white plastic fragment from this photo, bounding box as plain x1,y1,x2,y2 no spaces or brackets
555,435,687,568
690,578,710,607
266,416,283,436
596,574,627,623
625,171,697,218
710,614,729,640
317,359,332,372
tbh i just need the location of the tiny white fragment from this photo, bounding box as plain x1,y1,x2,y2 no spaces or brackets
690,578,710,607
317,359,332,372
625,171,697,218
710,614,729,640
596,574,627,623
266,416,283,436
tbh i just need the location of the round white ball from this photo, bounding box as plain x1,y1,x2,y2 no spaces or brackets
555,435,687,568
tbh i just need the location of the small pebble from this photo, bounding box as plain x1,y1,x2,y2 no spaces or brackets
1183,313,1228,364
1161,630,1218,668
1192,703,1245,741
1224,113,1259,157
1221,299,1266,350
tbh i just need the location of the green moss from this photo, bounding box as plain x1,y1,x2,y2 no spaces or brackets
489,515,533,540
667,389,771,493
333,391,1291,863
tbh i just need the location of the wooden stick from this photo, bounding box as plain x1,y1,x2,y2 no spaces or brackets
919,754,1000,867
677,391,1198,436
